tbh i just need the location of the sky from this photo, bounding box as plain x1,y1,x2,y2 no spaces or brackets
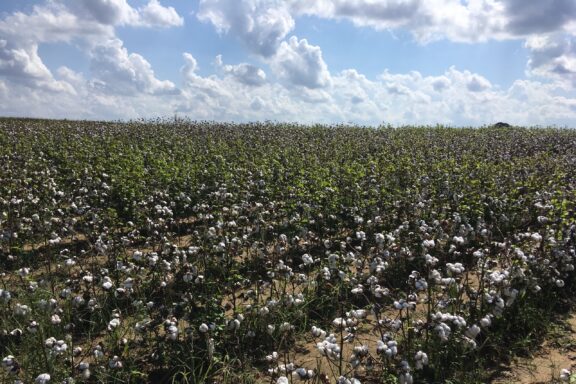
0,0,575,126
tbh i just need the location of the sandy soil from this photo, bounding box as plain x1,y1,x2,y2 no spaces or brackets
494,313,576,383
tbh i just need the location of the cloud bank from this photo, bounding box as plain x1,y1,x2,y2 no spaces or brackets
0,0,574,126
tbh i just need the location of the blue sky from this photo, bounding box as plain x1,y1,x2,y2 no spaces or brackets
0,0,575,126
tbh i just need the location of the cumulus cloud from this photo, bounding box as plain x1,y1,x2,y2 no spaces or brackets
0,0,183,96
0,39,75,93
138,0,184,28
270,36,331,89
431,76,451,92
466,74,492,92
2,49,575,126
68,0,138,25
68,0,184,28
286,0,575,43
526,34,576,86
0,0,575,127
215,55,267,86
503,0,576,35
0,63,180,120
90,38,178,96
0,2,113,45
0,40,53,83
197,0,294,57
0,0,182,50
162,55,576,126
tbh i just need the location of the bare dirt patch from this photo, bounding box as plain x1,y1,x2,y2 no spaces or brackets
494,313,576,384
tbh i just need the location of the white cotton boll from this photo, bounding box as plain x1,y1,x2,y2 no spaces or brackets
473,250,484,258
453,236,465,245
301,253,313,265
464,336,478,349
2,355,15,371
453,316,466,328
292,368,314,380
422,239,435,249
415,278,428,291
108,317,121,331
102,277,113,290
376,340,386,354
353,345,369,357
351,285,363,294
14,303,31,316
446,263,465,275
35,373,51,384
109,356,122,369
415,351,428,369
387,341,398,356
227,319,241,330
465,324,481,339
399,372,413,384
80,367,91,379
394,300,408,310
349,309,367,319
560,369,571,382
199,323,209,333
279,322,294,332
530,233,542,243
332,317,346,329
480,316,492,328
266,351,279,362
44,337,56,348
64,258,76,267
441,277,456,286
166,325,178,340
93,346,104,360
311,326,326,338
267,324,275,335
259,306,270,316
425,254,439,266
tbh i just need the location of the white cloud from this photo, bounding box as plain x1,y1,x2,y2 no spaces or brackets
270,36,331,89
431,76,451,92
171,55,576,126
503,0,576,35
134,0,184,28
0,39,75,93
2,50,575,126
0,2,113,46
466,74,492,92
68,0,184,28
0,0,574,127
0,40,53,83
0,66,179,120
0,79,7,96
68,0,138,25
287,0,576,43
90,38,178,96
0,0,183,96
0,0,183,53
526,34,576,86
197,0,294,57
215,55,267,86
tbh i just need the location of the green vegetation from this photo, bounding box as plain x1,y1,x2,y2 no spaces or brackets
0,118,575,383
